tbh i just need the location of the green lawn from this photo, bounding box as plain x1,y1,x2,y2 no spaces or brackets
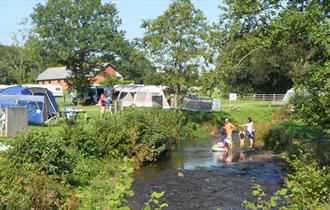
219,99,282,123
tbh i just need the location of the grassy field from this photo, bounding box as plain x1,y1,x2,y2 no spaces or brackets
220,99,282,123
54,93,283,122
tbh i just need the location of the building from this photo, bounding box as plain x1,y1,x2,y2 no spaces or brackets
36,63,123,89
93,63,123,85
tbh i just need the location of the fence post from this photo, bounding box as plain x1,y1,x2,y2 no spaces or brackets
263,94,265,101
273,94,275,102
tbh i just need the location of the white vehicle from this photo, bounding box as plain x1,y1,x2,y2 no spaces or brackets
0,84,15,90
23,84,64,97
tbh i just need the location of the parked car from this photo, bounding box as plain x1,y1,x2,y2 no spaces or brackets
71,86,112,105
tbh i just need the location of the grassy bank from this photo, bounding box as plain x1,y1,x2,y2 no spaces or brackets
244,119,330,209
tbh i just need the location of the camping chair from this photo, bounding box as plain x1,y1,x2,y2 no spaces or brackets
64,107,77,120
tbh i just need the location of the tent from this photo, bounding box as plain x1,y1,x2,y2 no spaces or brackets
282,88,295,103
0,86,59,124
27,87,60,116
113,85,170,109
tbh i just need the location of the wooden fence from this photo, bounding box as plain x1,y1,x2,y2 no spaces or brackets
243,94,285,102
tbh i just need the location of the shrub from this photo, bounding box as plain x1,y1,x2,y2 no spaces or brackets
258,120,330,209
67,157,134,210
8,130,76,175
105,107,179,164
283,153,330,209
243,154,330,210
263,121,330,165
61,107,181,165
61,123,114,158
181,111,227,138
0,158,69,210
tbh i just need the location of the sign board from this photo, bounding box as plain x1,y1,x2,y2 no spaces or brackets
212,98,221,111
229,93,237,101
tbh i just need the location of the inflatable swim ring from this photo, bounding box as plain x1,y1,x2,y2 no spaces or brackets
212,142,227,152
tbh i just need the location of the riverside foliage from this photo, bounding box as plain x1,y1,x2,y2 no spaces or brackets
0,107,223,209
244,116,330,209
0,107,187,209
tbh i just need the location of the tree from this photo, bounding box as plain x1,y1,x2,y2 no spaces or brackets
213,0,329,94
31,0,125,102
110,38,157,84
141,0,212,108
100,75,134,87
0,19,42,84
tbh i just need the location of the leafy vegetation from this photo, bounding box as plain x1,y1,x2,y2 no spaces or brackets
244,118,330,209
142,191,168,210
100,75,135,87
61,108,182,165
214,0,329,95
141,0,212,107
1,107,184,209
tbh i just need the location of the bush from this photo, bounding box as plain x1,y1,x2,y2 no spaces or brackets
0,157,69,210
181,111,227,137
8,130,76,175
243,154,330,210
290,91,330,128
61,123,113,158
283,153,330,209
66,157,134,210
105,107,179,164
61,107,181,165
263,121,330,165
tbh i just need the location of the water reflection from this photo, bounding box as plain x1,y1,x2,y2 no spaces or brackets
133,132,249,180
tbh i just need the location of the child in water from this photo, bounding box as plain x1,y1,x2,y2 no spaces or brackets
239,126,245,148
223,118,235,149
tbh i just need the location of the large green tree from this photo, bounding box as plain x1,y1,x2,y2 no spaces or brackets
214,0,329,94
113,39,156,84
31,0,125,101
141,0,212,107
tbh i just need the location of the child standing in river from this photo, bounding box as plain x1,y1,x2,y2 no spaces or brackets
242,117,255,148
239,126,245,148
223,118,235,149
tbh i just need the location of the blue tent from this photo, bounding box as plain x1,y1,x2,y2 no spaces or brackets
27,87,60,116
0,86,59,124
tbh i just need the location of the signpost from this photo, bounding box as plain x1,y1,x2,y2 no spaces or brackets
212,98,221,111
229,93,237,109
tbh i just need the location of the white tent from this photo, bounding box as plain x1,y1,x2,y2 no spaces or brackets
282,88,295,103
114,85,170,109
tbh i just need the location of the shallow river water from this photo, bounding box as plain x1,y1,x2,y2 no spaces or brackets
129,136,286,210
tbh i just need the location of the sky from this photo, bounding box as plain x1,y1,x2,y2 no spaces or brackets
0,0,221,45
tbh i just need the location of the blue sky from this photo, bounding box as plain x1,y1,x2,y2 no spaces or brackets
0,0,221,45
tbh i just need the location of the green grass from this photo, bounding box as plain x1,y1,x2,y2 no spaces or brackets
219,99,282,123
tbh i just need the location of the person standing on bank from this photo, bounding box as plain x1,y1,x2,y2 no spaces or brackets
243,117,255,148
98,94,107,119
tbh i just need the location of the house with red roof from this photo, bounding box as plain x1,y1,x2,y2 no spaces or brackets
36,63,123,89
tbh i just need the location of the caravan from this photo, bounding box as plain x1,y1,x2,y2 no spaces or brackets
23,84,64,97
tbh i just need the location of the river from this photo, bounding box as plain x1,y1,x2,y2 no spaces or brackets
129,136,286,210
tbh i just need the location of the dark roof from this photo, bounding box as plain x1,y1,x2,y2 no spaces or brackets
36,67,71,81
